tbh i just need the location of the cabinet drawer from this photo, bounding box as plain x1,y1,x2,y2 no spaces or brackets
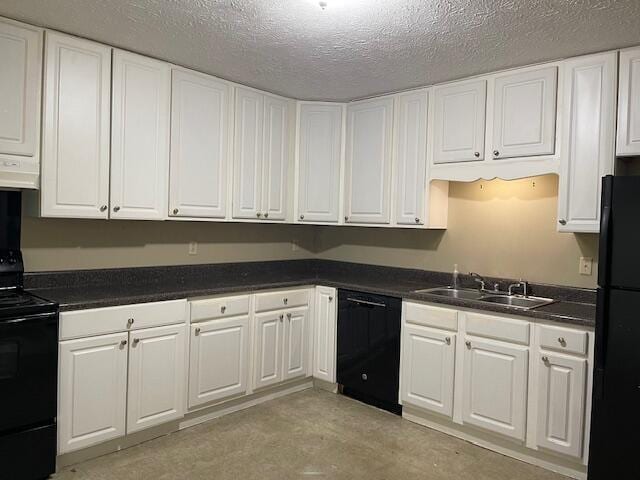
464,312,530,345
254,289,309,313
403,302,458,331
538,324,588,356
190,295,250,323
60,299,187,340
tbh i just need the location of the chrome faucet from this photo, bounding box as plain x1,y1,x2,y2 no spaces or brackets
508,280,530,297
469,273,499,293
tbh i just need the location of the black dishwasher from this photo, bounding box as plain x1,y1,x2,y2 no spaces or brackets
337,289,402,415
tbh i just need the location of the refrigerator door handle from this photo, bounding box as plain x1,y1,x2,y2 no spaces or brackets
594,288,608,400
598,175,613,287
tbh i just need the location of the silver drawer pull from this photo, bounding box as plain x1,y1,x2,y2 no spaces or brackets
283,298,288,305
558,337,566,346
120,340,128,348
127,318,134,327
195,327,201,336
221,306,226,314
133,338,140,346
279,314,284,321
542,356,549,364
465,341,471,349
445,337,451,345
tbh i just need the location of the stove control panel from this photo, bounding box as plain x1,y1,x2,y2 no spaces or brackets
0,250,23,273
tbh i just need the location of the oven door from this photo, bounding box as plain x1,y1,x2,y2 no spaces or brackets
0,312,58,432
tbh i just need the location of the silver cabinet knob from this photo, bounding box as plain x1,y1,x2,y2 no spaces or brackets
558,337,566,346
264,212,269,218
133,338,140,346
127,318,134,327
344,216,349,222
279,314,284,321
283,298,288,305
113,206,120,212
221,306,226,314
100,205,108,212
542,356,549,364
195,327,201,336
256,212,262,218
173,208,179,215
328,296,333,302
465,340,471,349
361,373,368,381
300,214,304,220
414,217,420,223
493,150,500,157
474,152,480,158
287,313,292,320
559,219,567,225
120,339,128,348
445,337,451,345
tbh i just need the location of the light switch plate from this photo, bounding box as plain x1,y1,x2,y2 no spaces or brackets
189,241,198,255
579,257,593,276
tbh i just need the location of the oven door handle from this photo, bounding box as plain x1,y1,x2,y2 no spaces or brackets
1,312,58,325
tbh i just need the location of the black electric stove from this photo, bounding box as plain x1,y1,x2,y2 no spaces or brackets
0,191,58,480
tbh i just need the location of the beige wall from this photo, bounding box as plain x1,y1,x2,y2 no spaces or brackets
21,218,317,272
21,175,599,288
315,175,598,288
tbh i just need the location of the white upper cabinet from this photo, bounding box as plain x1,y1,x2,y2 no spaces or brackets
0,19,40,158
296,103,343,223
262,95,289,221
536,352,587,459
393,90,428,225
462,337,529,441
110,50,171,220
41,32,111,218
0,18,42,189
491,66,558,159
233,87,264,219
558,52,617,233
617,47,640,156
233,88,291,221
344,96,394,224
169,68,231,219
432,80,486,164
126,324,186,434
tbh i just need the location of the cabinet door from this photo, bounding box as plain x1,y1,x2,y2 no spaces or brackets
127,324,186,434
558,53,617,233
0,19,40,157
233,87,264,220
169,69,230,218
283,308,309,381
393,90,428,225
297,103,343,223
313,287,337,383
111,50,170,220
344,97,393,224
492,66,558,159
432,80,486,164
253,311,283,389
41,32,111,219
402,325,456,417
617,47,640,156
188,316,249,408
462,337,529,440
58,332,128,454
262,95,289,221
536,353,587,458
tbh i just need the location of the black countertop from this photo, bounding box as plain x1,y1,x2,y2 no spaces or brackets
26,260,596,327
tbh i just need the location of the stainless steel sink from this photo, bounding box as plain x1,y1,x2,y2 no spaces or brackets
413,287,556,311
478,295,555,310
413,287,485,300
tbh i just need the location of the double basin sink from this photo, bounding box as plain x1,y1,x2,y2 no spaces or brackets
413,287,556,311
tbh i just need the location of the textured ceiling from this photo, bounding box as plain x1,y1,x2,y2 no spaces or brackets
2,0,640,101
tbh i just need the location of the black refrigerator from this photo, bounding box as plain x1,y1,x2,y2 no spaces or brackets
588,175,640,479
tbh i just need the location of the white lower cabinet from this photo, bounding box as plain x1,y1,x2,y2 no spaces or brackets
253,310,284,389
126,324,187,434
313,286,337,383
402,324,456,417
282,308,310,381
58,332,128,454
188,315,250,408
536,352,587,458
462,336,529,441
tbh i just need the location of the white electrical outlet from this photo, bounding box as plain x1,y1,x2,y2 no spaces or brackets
579,257,592,276
189,241,198,255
